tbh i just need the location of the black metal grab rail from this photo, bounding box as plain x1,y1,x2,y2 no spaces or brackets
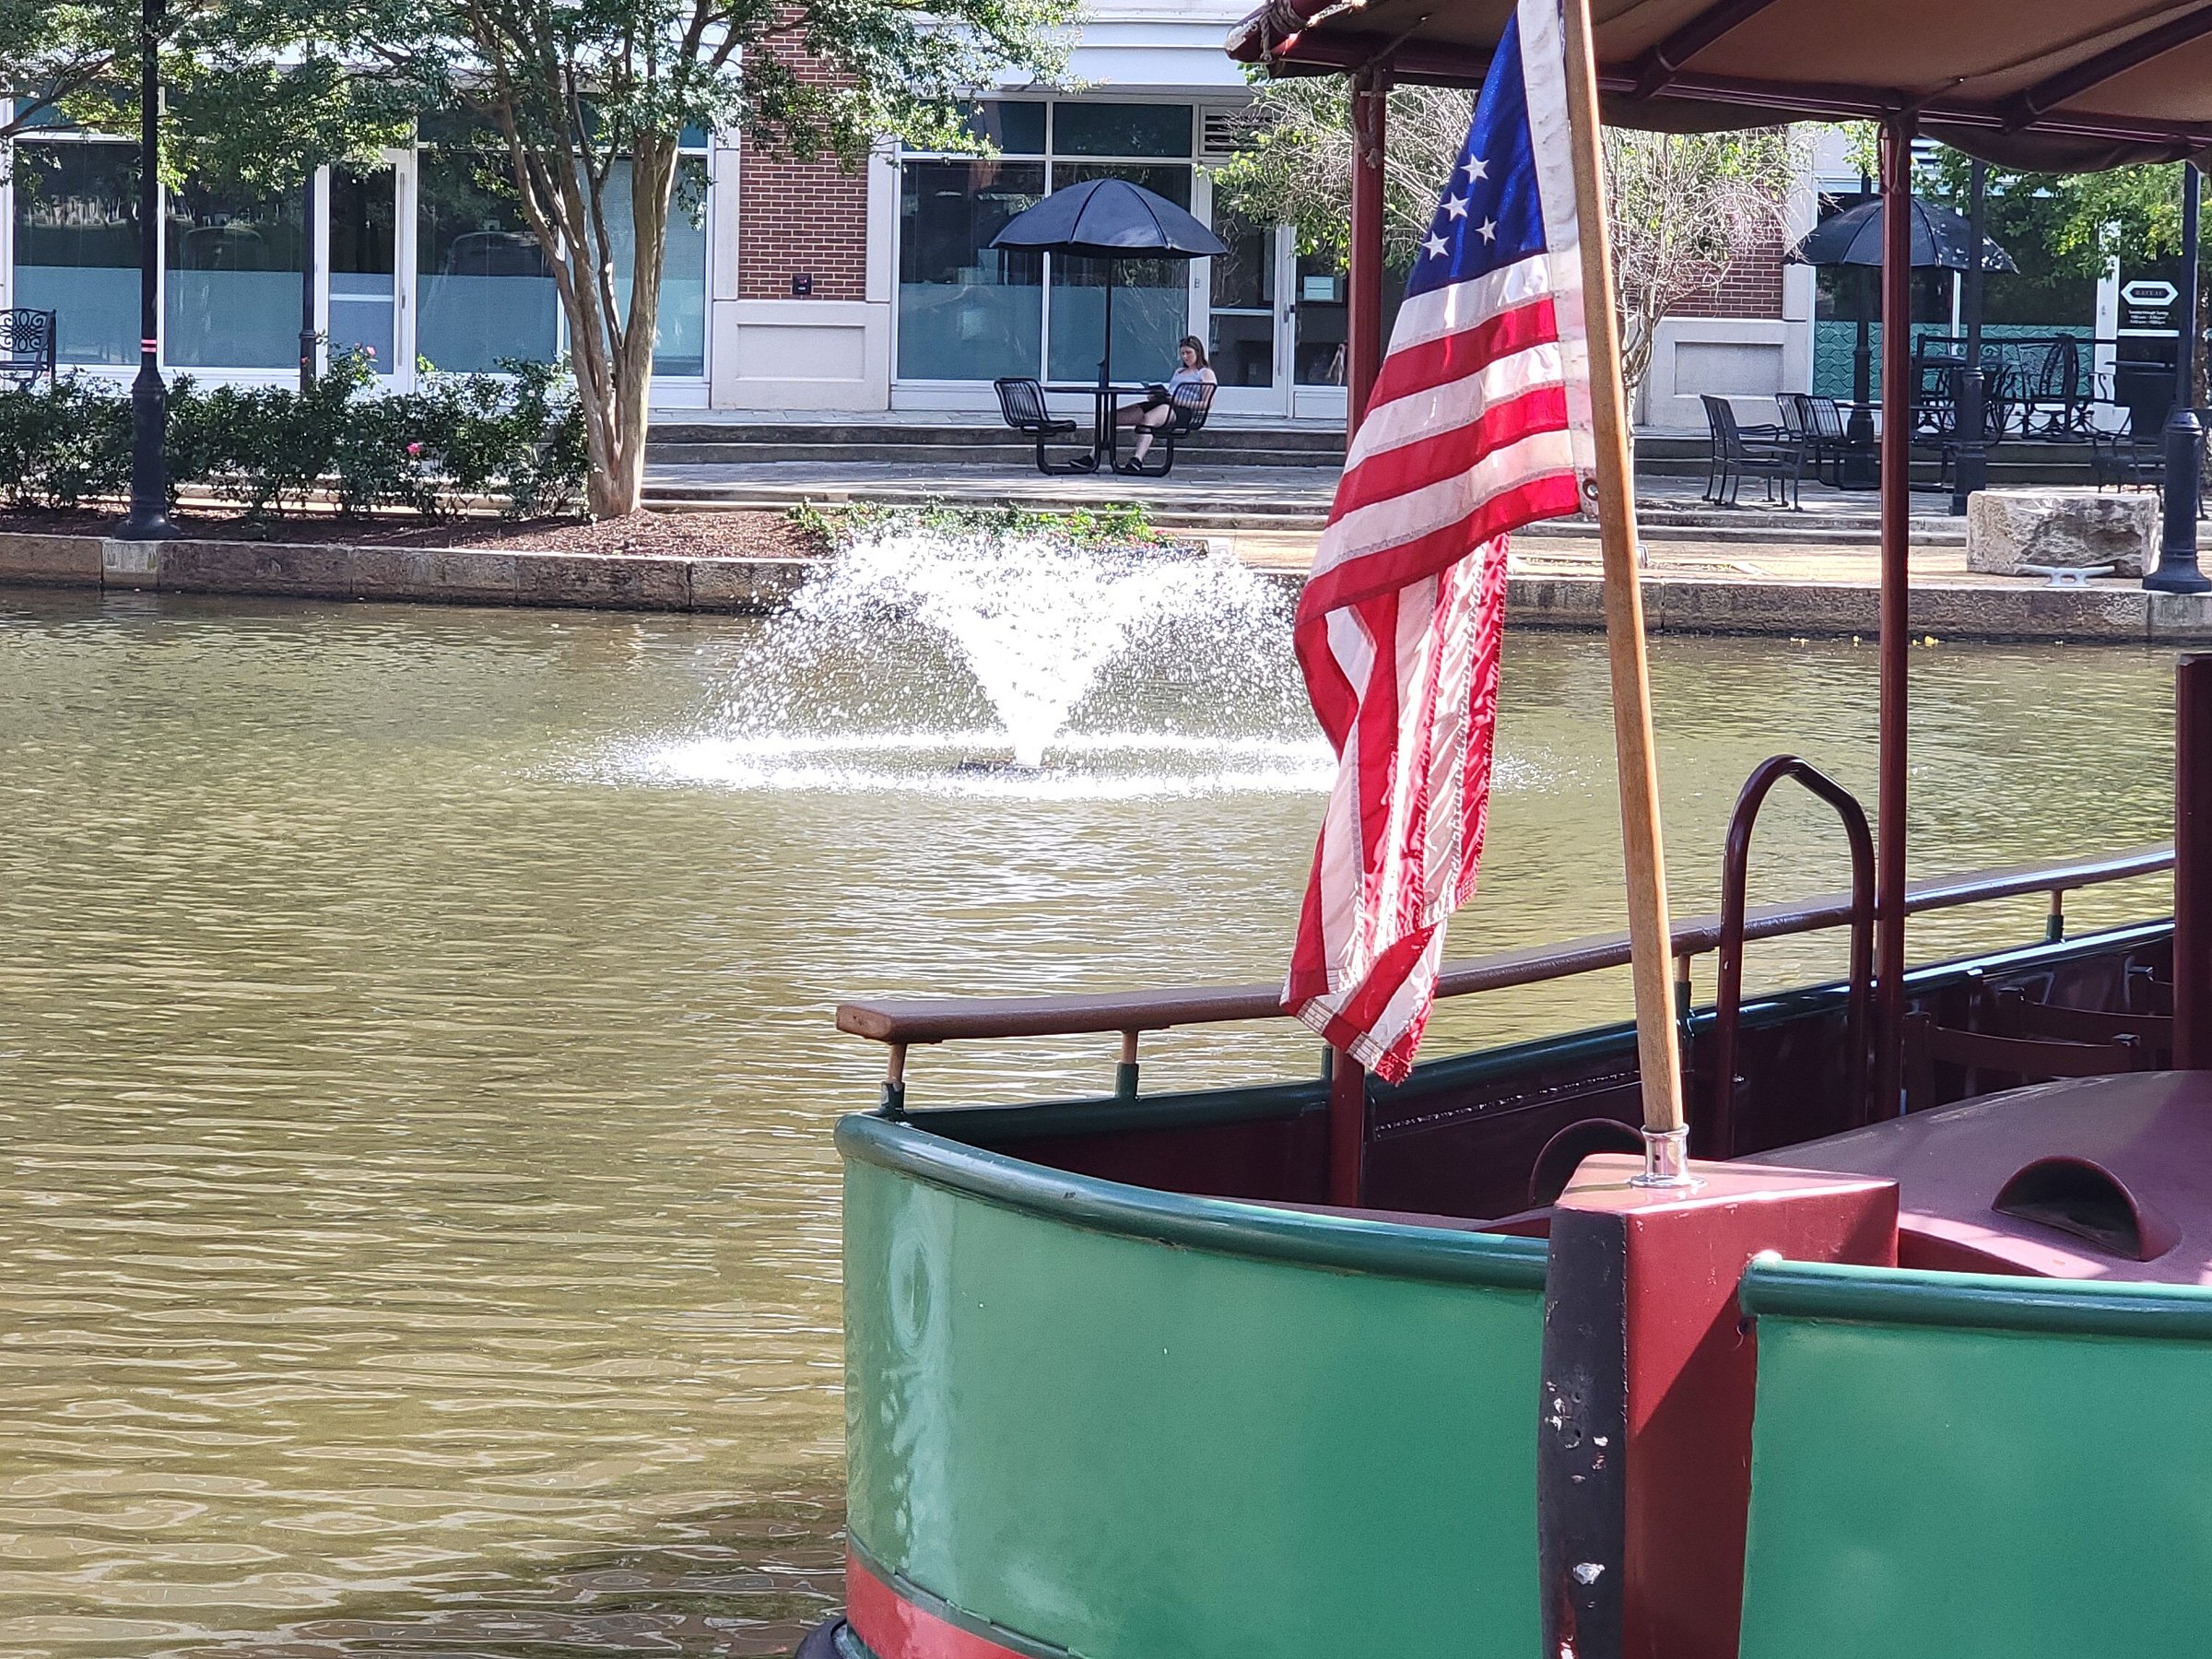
837,843,2174,1107
1708,757,1877,1155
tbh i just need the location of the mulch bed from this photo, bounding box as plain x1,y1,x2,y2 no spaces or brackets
0,507,826,560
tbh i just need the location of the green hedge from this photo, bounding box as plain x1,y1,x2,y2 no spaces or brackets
0,353,589,520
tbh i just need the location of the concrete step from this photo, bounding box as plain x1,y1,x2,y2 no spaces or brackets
648,440,1339,468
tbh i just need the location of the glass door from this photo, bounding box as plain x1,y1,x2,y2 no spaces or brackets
1206,202,1285,416
1290,251,1350,422
329,160,399,381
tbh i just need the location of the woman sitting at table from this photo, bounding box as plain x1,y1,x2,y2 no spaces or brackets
1113,336,1215,472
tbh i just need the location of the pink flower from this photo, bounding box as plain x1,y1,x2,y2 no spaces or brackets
362,347,376,359
406,441,423,457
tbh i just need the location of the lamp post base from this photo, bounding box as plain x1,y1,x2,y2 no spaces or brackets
112,358,175,542
2146,407,2209,594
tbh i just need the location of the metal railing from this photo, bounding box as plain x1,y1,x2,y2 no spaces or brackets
836,843,2175,1112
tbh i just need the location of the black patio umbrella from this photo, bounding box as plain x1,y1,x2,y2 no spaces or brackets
1788,197,2016,272
990,178,1228,385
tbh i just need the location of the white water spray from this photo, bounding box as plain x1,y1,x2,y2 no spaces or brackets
776,526,1300,770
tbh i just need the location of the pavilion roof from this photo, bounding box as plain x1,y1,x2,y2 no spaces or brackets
1225,0,2212,168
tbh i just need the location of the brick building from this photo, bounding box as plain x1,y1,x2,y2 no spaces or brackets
0,5,1818,431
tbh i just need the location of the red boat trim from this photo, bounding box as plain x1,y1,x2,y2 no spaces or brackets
845,1546,1073,1659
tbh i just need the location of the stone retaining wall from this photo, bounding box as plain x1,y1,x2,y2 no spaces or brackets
0,534,812,613
6,531,2212,641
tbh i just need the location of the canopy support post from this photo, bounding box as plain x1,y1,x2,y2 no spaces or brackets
1874,113,1914,1116
1559,0,1688,1174
2177,655,2212,1068
1348,66,1388,436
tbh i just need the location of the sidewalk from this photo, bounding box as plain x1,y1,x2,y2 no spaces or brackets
643,455,1966,543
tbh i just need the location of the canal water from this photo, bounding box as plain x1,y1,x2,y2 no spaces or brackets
0,582,2179,1657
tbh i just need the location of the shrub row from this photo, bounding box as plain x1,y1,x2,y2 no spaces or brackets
0,354,589,520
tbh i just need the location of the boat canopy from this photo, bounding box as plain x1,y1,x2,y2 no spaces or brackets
1226,0,2212,169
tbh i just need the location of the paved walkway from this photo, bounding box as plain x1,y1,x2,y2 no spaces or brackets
645,455,1968,543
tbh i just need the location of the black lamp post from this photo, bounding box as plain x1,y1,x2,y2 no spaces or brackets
2147,161,2208,594
114,0,174,540
1949,158,1990,514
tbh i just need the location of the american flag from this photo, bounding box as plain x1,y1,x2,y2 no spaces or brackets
1284,0,1594,1084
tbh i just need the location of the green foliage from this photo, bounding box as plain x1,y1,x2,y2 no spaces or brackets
0,359,586,520
1921,150,2195,281
793,499,1162,551
0,373,130,508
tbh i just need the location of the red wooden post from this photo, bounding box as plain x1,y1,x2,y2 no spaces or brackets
1872,113,1915,1116
1347,68,1389,437
1327,1046,1365,1205
1538,1157,1899,1659
2175,655,2212,1067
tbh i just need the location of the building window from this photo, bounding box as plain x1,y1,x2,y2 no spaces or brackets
416,149,562,374
897,158,1044,382
165,178,307,369
606,155,710,379
895,100,1199,385
12,139,139,367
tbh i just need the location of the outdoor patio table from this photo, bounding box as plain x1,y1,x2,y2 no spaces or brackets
1044,381,1155,469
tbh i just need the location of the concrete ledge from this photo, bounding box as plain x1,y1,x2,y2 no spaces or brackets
3,529,2206,641
0,532,817,616
0,533,103,586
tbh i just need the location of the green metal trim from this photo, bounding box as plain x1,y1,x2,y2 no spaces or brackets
1740,1257,2212,1341
837,1112,1550,1289
848,1538,1073,1659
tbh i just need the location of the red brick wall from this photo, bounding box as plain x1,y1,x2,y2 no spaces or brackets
1670,235,1786,321
736,45,869,301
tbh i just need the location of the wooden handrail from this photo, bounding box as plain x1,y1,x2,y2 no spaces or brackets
834,844,2174,1048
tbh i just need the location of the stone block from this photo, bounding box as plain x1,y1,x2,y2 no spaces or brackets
1655,578,1878,637
1910,582,2144,641
2148,589,2212,642
689,556,812,613
1966,488,2156,579
351,547,520,606
513,550,690,609
158,539,353,597
0,533,102,586
100,537,162,587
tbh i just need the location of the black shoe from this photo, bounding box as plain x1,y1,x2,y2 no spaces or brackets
1114,459,1144,475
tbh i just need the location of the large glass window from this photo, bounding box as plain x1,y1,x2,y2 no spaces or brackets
1051,103,1193,159
605,156,710,379
329,164,397,372
896,159,1044,382
895,100,1206,385
416,150,559,373
12,140,139,367
1046,163,1191,383
166,179,306,369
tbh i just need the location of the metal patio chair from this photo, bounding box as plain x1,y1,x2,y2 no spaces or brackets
1703,394,1807,509
0,308,57,390
1115,380,1216,478
993,378,1089,475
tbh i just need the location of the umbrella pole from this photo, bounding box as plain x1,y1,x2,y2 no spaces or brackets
1559,0,1688,1177
1874,114,1915,1118
1101,263,1114,388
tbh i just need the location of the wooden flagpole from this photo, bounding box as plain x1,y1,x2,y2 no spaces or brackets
1556,0,1689,1170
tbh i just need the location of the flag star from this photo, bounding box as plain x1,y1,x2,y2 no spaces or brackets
1462,155,1490,182
1421,231,1451,259
1477,218,1498,243
1443,194,1469,219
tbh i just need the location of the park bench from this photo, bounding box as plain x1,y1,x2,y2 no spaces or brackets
0,309,57,390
